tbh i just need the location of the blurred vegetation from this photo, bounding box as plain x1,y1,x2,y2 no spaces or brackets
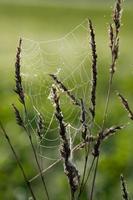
0,0,133,199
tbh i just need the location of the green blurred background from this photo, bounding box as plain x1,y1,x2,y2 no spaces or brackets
0,0,133,199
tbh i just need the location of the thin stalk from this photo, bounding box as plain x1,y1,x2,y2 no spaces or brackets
0,122,36,200
71,189,75,200
77,146,89,199
23,111,50,200
77,99,92,199
82,156,96,193
78,156,95,199
89,156,99,200
102,0,122,129
79,106,95,199
22,102,49,199
29,139,92,183
102,74,113,130
14,38,49,199
30,159,61,183
39,144,43,170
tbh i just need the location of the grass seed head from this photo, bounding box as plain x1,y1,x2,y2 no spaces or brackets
14,38,25,105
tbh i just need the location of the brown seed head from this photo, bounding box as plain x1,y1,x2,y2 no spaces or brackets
12,104,24,127
88,19,98,119
14,38,25,105
117,93,133,120
120,174,129,200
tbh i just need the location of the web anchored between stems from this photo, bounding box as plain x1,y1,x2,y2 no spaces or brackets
2,0,131,199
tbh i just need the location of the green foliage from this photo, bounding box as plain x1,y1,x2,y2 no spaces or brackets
0,1,133,200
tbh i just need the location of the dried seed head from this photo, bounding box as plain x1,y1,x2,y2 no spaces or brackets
50,85,69,157
51,85,64,122
80,99,86,124
120,174,129,200
115,38,119,59
60,138,71,161
50,85,80,197
12,104,24,127
33,106,45,140
113,0,122,34
92,136,101,157
48,84,59,107
117,93,133,120
14,38,25,105
109,34,120,74
109,0,123,75
88,19,98,119
109,24,114,50
64,160,80,196
92,124,124,157
49,74,80,106
80,99,88,140
102,125,124,140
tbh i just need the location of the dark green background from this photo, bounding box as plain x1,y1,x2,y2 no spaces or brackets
0,0,133,199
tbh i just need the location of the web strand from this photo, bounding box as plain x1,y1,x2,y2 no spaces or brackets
21,18,102,180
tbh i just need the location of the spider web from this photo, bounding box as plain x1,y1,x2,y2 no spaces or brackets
20,18,101,182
